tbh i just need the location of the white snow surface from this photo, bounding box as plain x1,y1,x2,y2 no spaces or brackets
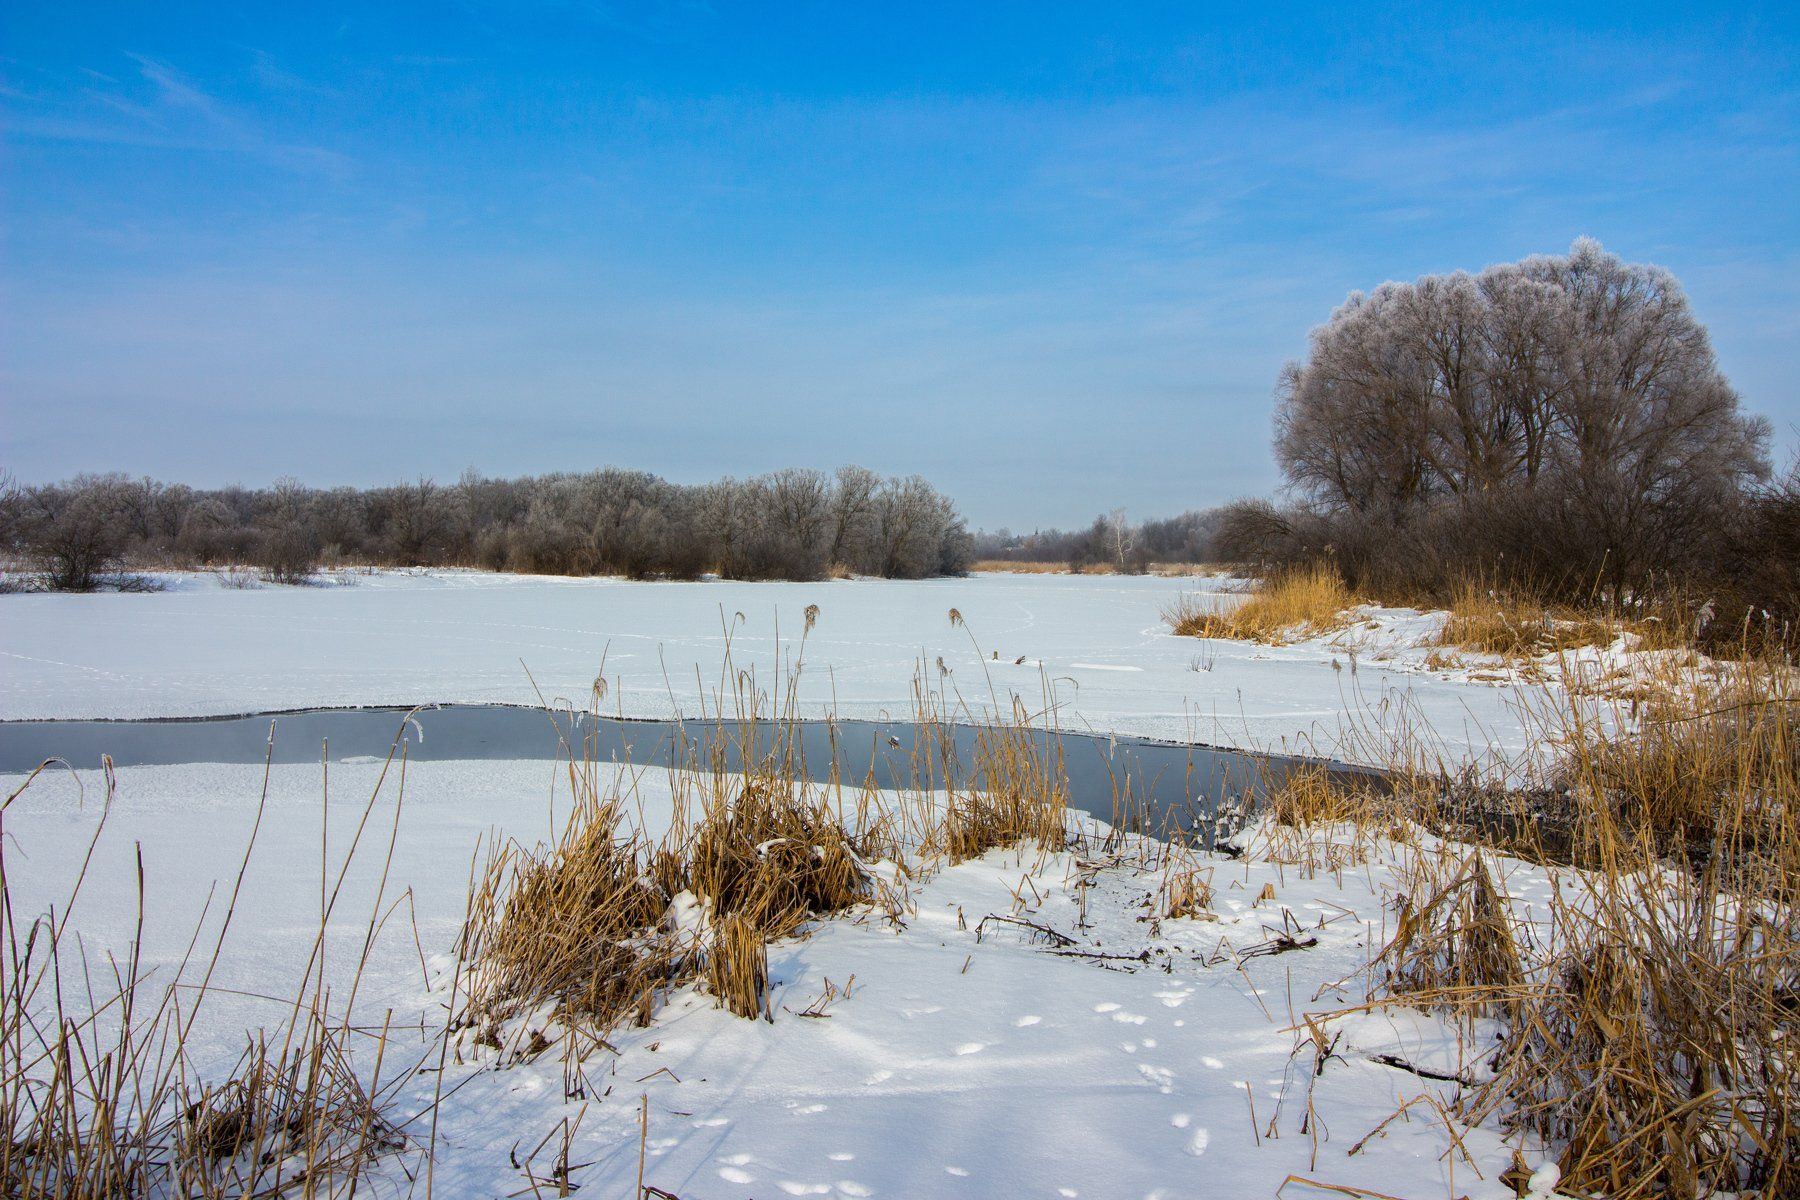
3,757,1563,1200
0,568,1557,768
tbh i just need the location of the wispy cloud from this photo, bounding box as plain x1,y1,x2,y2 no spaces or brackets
2,53,352,179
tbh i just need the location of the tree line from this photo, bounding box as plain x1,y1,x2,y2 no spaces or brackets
0,466,973,590
1216,239,1798,636
972,509,1226,572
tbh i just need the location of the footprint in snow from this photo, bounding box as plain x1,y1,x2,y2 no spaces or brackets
828,1153,856,1162
718,1167,755,1184
1094,1002,1122,1012
1015,1014,1042,1027
1170,1113,1190,1128
953,1042,985,1055
1137,1064,1175,1093
1201,1055,1224,1069
837,1184,872,1197
945,1166,970,1177
793,1103,827,1115
1110,1011,1147,1025
865,1069,893,1085
1185,1127,1211,1157
777,1183,832,1196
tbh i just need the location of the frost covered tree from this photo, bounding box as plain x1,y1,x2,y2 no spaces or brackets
1271,239,1769,596
16,475,134,591
6,465,972,586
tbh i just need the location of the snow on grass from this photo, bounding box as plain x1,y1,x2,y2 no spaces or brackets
3,755,1568,1199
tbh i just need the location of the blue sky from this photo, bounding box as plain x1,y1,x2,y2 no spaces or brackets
3,3,1796,528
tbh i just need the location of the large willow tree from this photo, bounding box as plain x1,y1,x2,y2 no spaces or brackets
1272,240,1769,595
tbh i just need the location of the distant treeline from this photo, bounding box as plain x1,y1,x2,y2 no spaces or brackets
0,466,973,590
972,509,1225,571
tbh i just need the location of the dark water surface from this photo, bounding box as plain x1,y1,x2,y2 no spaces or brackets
0,706,1379,840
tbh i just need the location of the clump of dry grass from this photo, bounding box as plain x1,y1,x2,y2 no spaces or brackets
1436,580,1625,657
1496,867,1798,1199
1380,850,1525,1020
1421,648,1465,672
969,560,1087,574
1164,562,1357,644
1245,764,1397,874
1560,655,1799,874
170,1020,405,1197
1434,577,1706,662
705,913,770,1021
1266,764,1379,828
457,742,886,1051
933,713,1069,863
676,775,877,939
456,793,671,1047
460,638,1074,1059
1156,844,1214,920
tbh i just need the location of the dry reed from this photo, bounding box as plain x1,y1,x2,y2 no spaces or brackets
1364,653,1800,1198
458,635,1072,1062
1,748,419,1199
1164,562,1357,644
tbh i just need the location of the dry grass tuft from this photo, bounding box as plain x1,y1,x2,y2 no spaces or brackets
932,708,1069,864
458,743,884,1049
171,1020,405,1195
1157,845,1214,920
1436,580,1624,657
677,776,877,940
1267,765,1376,828
458,794,670,1044
969,560,1086,574
1247,765,1396,874
1164,562,1356,644
1434,578,1704,661
460,645,1071,1059
1561,656,1799,874
1380,851,1525,1020
706,913,770,1021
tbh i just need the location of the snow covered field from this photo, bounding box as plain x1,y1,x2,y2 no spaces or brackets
1,571,1595,1198
3,756,1553,1200
0,568,1553,767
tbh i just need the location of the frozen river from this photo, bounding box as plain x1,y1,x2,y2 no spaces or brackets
0,568,1540,767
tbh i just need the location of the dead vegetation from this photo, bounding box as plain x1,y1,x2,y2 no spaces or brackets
1256,651,1800,1199
970,559,1091,574
971,559,1232,577
1435,580,1622,657
454,721,891,1054
1164,562,1358,644
1433,577,1703,661
1155,843,1215,920
456,633,1071,1066
1,757,419,1199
